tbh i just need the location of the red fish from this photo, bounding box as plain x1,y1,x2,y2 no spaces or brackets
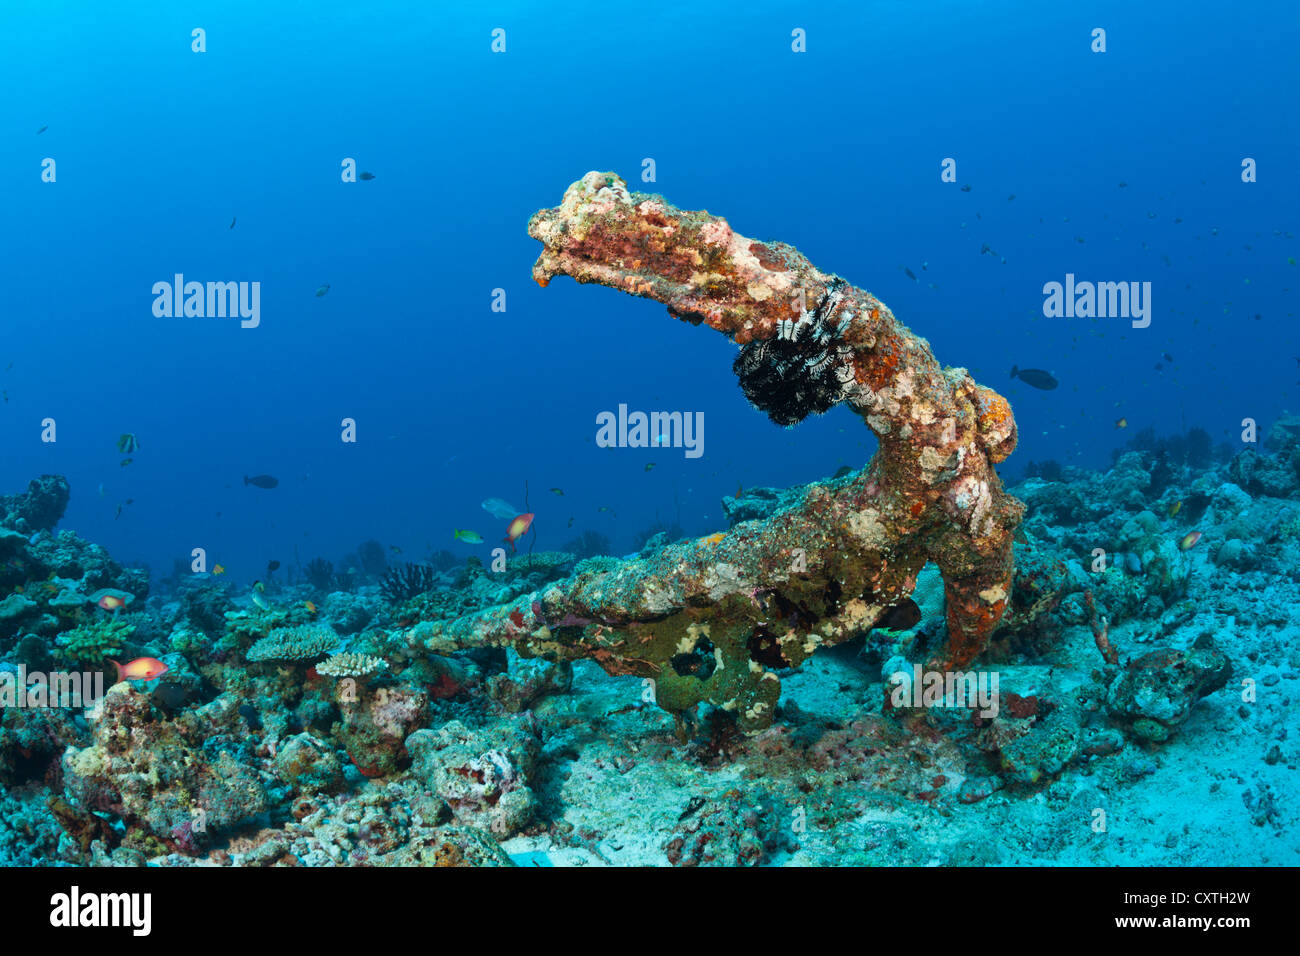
112,657,169,682
96,594,127,611
1178,531,1203,551
503,513,534,552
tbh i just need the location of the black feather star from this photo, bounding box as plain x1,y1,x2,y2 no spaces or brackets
732,280,855,426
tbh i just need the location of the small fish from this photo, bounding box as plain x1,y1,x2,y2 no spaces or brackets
267,560,280,573
213,564,226,575
304,600,317,614
1178,531,1203,551
96,593,128,611
1115,418,1127,429
453,529,484,543
98,483,104,497
229,216,236,229
832,465,852,479
117,433,139,454
567,517,575,528
597,506,617,517
1118,181,1127,187
114,504,123,520
903,267,917,281
390,545,402,553
1168,500,1182,517
549,487,565,496
251,590,270,611
315,284,331,297
644,462,656,472
37,125,47,134
359,171,376,181
112,657,168,682
244,474,279,489
960,184,971,192
1007,194,1016,201
503,513,535,552
1162,352,1174,363
120,458,133,467
875,598,921,631
1010,366,1059,390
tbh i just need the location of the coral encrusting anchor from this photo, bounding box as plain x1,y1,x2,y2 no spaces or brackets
419,172,1024,732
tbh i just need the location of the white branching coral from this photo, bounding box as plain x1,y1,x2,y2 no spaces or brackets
315,652,388,678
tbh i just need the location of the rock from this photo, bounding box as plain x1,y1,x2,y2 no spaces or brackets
721,485,795,525
0,475,70,533
486,653,572,713
62,687,269,853
1228,450,1297,499
406,717,540,838
271,733,345,794
1265,412,1300,450
1105,640,1232,742
0,527,29,559
1210,483,1252,519
663,788,794,866
995,697,1084,786
336,685,428,778
0,593,37,622
1214,538,1256,571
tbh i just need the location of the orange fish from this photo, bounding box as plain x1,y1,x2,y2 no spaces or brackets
1178,531,1203,551
112,657,168,682
96,594,127,611
503,513,534,552
304,600,317,614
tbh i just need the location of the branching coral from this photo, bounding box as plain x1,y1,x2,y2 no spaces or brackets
55,618,135,665
418,172,1024,732
316,652,388,678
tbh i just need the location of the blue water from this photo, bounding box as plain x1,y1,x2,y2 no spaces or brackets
2,0,1296,583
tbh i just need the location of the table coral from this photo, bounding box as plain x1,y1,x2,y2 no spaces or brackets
247,624,340,662
419,173,1024,733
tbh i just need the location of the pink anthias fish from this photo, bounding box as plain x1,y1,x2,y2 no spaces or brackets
111,657,169,682
503,513,534,552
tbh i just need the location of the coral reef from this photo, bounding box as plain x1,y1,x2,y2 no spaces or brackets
0,475,71,534
0,414,1294,868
